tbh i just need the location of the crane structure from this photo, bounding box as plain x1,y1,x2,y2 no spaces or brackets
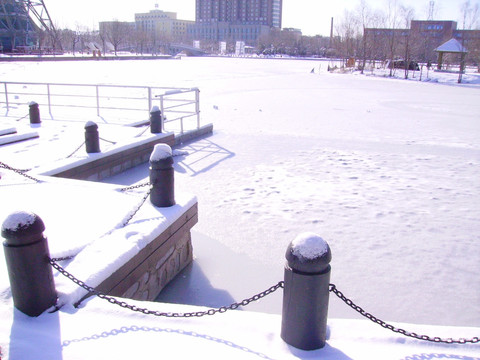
0,0,60,52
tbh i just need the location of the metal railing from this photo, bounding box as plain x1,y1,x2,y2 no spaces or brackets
0,81,201,133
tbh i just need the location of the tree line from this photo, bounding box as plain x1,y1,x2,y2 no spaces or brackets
35,0,479,71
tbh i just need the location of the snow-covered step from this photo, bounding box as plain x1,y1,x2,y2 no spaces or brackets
0,132,38,146
0,127,17,136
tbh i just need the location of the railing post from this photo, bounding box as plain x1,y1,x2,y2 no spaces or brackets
29,101,41,124
47,84,52,117
159,95,165,127
281,233,331,350
85,121,101,153
2,211,57,317
147,87,152,117
149,144,175,207
4,83,9,115
195,88,200,130
96,85,100,117
150,106,163,134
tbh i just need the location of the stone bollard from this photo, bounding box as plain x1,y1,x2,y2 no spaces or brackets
2,211,57,317
281,233,332,350
149,143,175,207
150,106,163,134
85,121,100,153
29,101,41,124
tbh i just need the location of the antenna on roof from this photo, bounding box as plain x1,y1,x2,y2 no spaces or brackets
428,1,435,20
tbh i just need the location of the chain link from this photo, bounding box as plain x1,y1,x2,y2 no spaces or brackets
329,284,479,344
49,258,284,317
119,182,152,192
15,113,29,122
135,124,151,138
66,141,86,158
0,161,41,183
99,137,117,145
121,188,152,227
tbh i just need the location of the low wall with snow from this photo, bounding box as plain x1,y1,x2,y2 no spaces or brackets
80,201,197,302
45,133,175,181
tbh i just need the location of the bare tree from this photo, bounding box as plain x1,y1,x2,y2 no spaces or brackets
357,0,371,73
399,5,416,79
335,9,361,62
458,1,480,81
384,0,402,76
100,20,131,56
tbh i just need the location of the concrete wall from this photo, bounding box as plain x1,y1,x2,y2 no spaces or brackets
50,133,175,181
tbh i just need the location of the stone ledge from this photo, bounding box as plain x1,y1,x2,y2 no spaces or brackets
77,202,198,303
175,123,214,146
45,133,175,181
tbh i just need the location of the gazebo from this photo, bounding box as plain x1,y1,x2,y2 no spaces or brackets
435,38,468,72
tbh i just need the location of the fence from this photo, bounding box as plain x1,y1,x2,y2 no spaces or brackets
1,155,479,351
0,81,201,134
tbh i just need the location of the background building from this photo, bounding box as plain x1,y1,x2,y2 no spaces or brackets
190,0,283,46
135,8,193,42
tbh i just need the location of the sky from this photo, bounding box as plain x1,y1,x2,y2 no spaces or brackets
43,0,474,37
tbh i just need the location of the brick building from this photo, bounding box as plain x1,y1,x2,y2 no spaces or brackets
364,20,480,63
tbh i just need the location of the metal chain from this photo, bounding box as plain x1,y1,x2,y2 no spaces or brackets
66,141,86,158
121,187,152,227
49,258,284,317
51,255,75,262
119,182,152,192
99,137,116,145
329,284,480,344
135,124,151,138
0,161,41,183
47,259,478,344
15,113,29,122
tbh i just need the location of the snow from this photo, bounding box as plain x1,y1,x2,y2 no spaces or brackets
290,232,329,261
1,211,37,233
1,57,479,359
150,143,172,161
84,120,97,128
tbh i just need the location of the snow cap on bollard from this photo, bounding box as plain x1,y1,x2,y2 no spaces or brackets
2,211,45,245
286,232,331,274
150,143,172,162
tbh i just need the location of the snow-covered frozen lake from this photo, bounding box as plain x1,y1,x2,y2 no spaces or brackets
2,57,479,328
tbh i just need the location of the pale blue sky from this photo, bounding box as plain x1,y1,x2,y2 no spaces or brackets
45,0,474,36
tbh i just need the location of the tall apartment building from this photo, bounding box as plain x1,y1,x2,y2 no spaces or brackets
196,0,282,28
190,0,283,45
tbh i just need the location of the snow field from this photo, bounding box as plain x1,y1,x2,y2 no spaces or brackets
1,57,479,328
